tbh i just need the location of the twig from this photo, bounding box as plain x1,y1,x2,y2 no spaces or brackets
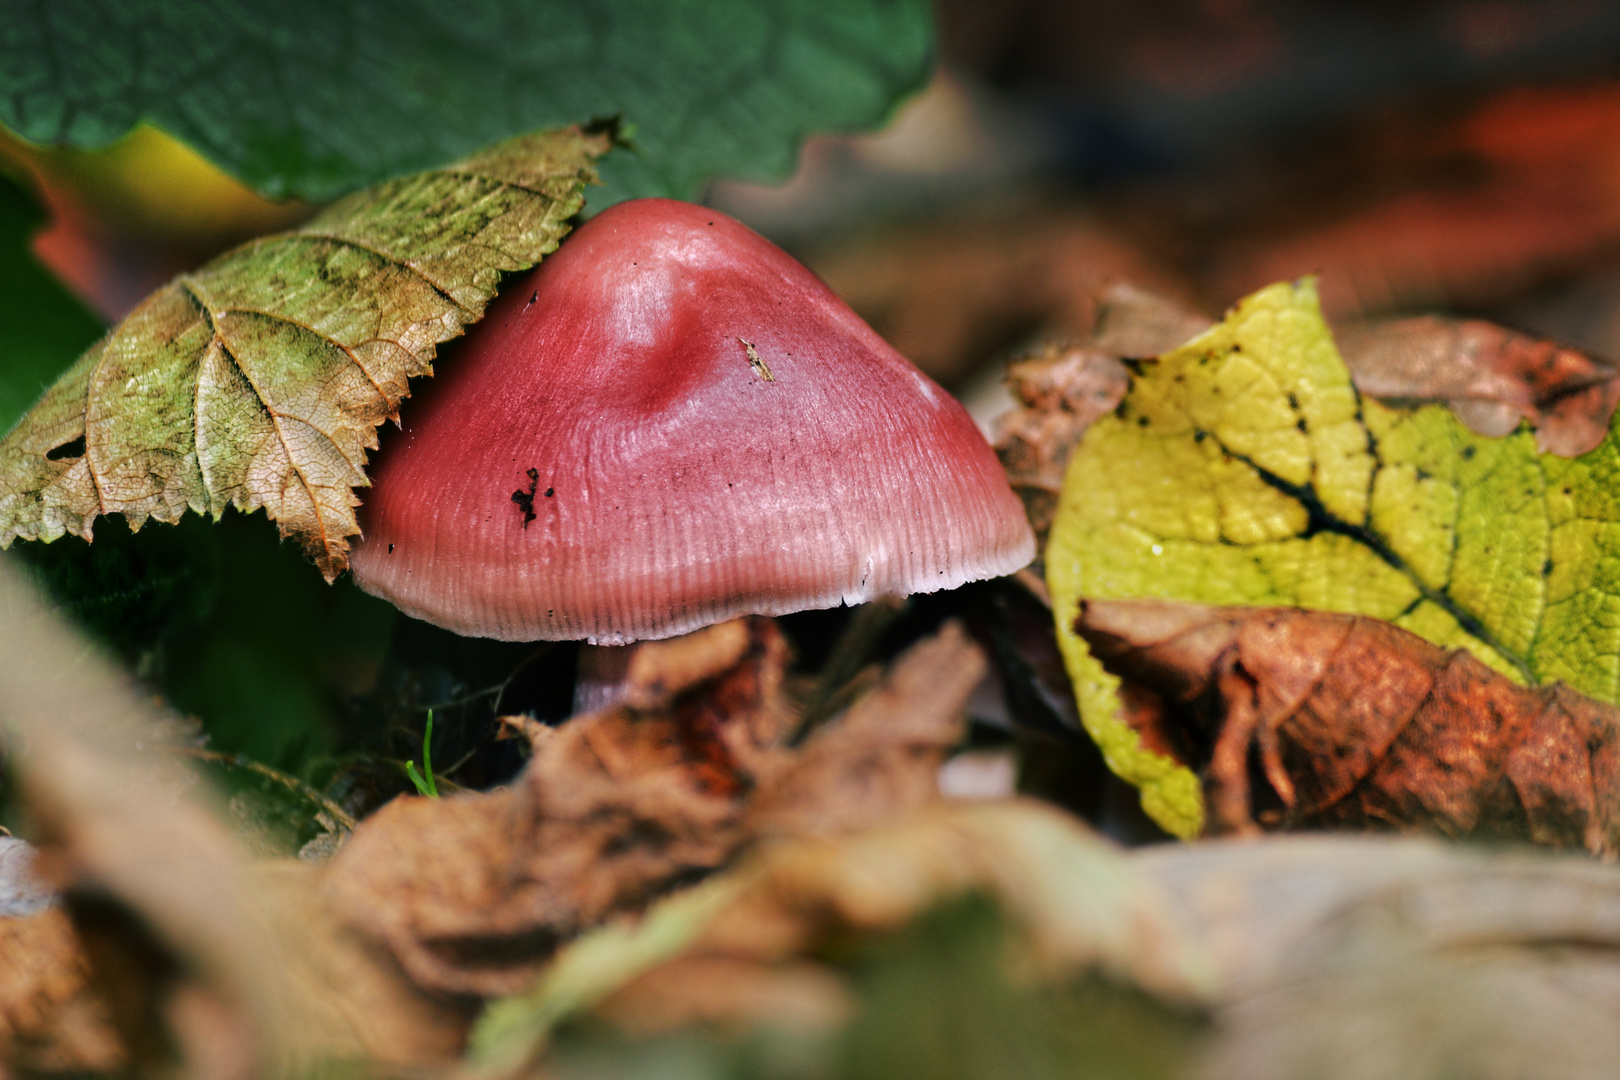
791,595,908,743
171,746,358,832
1012,566,1051,608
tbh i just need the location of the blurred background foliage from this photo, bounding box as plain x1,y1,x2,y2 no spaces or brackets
9,0,1620,835
544,895,1202,1080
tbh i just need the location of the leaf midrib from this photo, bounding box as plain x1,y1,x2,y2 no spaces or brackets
1216,430,1537,684
178,282,340,558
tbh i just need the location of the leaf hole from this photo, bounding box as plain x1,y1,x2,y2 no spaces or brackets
45,435,86,461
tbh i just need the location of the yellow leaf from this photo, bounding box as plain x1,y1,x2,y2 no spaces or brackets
1047,278,1605,836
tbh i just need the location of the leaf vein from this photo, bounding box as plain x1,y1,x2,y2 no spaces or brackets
1229,445,1535,682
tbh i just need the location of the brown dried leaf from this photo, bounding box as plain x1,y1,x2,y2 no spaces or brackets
1076,598,1620,855
251,861,474,1066
995,343,1129,552
1087,282,1216,359
1337,314,1620,456
994,284,1210,555
749,624,987,838
0,905,122,1074
321,619,986,999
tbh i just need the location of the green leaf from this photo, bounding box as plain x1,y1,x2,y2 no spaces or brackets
0,0,933,204
1046,278,1620,837
0,126,609,578
0,173,104,433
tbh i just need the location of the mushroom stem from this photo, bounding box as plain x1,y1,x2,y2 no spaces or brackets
572,620,757,716
572,643,634,715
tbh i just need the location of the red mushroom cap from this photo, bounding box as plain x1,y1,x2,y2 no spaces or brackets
350,198,1034,643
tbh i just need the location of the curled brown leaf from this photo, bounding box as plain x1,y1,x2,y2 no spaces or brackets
320,618,987,999
1076,598,1620,855
995,343,1129,552
1337,314,1620,456
994,285,1212,556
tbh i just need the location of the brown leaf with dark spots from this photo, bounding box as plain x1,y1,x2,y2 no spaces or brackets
995,344,1129,552
321,618,985,999
995,285,1212,556
1337,315,1620,456
1076,598,1620,855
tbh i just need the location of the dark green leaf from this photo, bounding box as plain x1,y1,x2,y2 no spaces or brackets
0,0,933,204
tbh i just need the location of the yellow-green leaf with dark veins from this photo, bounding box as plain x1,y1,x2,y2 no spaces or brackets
1047,278,1620,838
0,126,611,578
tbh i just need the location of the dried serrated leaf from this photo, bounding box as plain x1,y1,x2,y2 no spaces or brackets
0,126,610,578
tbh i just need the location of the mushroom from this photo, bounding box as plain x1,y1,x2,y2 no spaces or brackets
349,198,1034,651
